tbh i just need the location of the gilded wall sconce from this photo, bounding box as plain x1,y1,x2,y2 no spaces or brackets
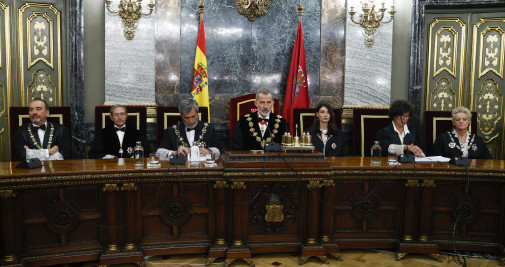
349,0,395,47
235,0,271,21
105,0,155,40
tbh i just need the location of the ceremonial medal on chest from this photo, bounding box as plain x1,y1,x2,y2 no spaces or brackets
448,142,456,149
331,143,337,149
471,144,478,151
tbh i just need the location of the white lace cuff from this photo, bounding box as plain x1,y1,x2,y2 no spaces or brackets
388,144,405,156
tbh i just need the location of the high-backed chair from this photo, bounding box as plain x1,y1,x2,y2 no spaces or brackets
9,106,72,160
352,108,390,157
423,110,478,154
229,94,280,147
94,106,147,135
156,106,209,146
292,108,343,135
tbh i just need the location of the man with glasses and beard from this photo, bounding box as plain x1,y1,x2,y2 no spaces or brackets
156,98,220,159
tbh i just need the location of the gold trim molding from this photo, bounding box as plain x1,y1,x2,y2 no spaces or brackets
0,190,16,198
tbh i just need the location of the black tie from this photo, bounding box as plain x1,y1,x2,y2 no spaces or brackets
186,128,195,132
258,118,269,123
115,127,125,132
33,124,46,131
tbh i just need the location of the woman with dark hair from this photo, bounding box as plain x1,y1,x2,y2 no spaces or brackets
375,100,425,158
430,106,491,159
308,101,345,157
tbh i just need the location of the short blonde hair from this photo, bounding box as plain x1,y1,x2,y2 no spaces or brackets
452,106,472,123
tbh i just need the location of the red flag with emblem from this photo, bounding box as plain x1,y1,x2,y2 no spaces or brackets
282,20,309,134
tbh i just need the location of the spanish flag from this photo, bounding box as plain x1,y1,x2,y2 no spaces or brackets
191,14,210,121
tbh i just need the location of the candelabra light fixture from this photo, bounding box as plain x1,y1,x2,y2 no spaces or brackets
105,0,155,40
235,0,271,21
349,0,395,47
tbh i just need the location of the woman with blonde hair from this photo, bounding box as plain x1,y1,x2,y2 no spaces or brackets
430,106,491,159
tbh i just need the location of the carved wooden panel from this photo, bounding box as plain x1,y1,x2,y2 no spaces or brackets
470,15,505,158
17,2,62,106
333,180,401,242
425,16,467,111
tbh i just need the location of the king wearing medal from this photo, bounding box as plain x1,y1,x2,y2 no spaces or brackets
13,98,72,161
231,88,289,150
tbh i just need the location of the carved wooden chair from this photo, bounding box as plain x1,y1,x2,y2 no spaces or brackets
94,106,147,135
352,108,390,157
292,108,343,135
155,106,209,146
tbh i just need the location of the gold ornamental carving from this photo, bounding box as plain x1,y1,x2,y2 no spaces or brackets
230,182,246,190
105,0,155,40
307,180,322,189
475,79,502,142
322,180,335,187
213,180,228,189
18,2,62,106
433,26,458,78
121,183,137,191
103,184,119,192
420,180,436,188
478,26,504,79
235,0,271,22
431,77,456,111
27,12,53,69
404,180,419,188
265,204,284,223
0,190,16,198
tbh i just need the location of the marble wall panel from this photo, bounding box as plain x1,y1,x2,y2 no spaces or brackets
344,0,394,106
320,0,346,108
166,0,321,122
105,0,156,105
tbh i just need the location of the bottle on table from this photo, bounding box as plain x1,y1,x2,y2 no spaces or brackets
133,141,144,167
371,141,382,164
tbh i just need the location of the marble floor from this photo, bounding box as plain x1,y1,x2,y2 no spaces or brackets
78,249,501,267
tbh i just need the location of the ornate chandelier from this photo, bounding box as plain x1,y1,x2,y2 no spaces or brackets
105,0,155,40
235,0,271,21
349,0,395,47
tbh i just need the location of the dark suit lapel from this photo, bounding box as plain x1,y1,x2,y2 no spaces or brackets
389,124,402,144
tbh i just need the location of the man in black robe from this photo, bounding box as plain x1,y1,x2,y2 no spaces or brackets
13,98,71,161
156,99,220,159
231,88,289,150
89,104,149,159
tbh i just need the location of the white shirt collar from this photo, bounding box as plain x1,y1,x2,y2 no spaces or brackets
392,121,410,144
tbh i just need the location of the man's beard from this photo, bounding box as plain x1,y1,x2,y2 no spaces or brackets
185,120,198,129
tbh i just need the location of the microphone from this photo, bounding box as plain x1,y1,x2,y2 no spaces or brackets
169,121,185,165
398,116,415,163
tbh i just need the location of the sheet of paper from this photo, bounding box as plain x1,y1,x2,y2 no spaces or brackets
415,156,451,163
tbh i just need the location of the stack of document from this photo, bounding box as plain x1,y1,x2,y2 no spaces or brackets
415,156,451,163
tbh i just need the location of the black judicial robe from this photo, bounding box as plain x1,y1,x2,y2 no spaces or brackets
231,112,289,150
13,122,72,161
308,128,345,157
158,120,220,151
430,131,491,159
375,123,425,154
89,125,149,158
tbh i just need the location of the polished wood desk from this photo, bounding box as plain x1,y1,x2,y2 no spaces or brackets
0,155,504,266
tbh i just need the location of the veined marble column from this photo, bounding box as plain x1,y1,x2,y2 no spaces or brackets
344,0,395,106
104,0,156,105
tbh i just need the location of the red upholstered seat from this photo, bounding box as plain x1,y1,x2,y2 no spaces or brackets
423,110,478,154
352,108,390,157
155,106,209,146
292,108,342,135
229,94,280,147
9,106,72,160
94,106,147,135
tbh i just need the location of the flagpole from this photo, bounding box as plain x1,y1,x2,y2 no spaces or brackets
297,0,303,22
198,0,204,18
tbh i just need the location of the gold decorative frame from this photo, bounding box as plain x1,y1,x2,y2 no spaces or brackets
163,112,203,129
18,2,61,106
360,114,389,157
478,26,504,79
27,12,54,69
299,112,314,133
425,18,466,111
433,26,458,78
